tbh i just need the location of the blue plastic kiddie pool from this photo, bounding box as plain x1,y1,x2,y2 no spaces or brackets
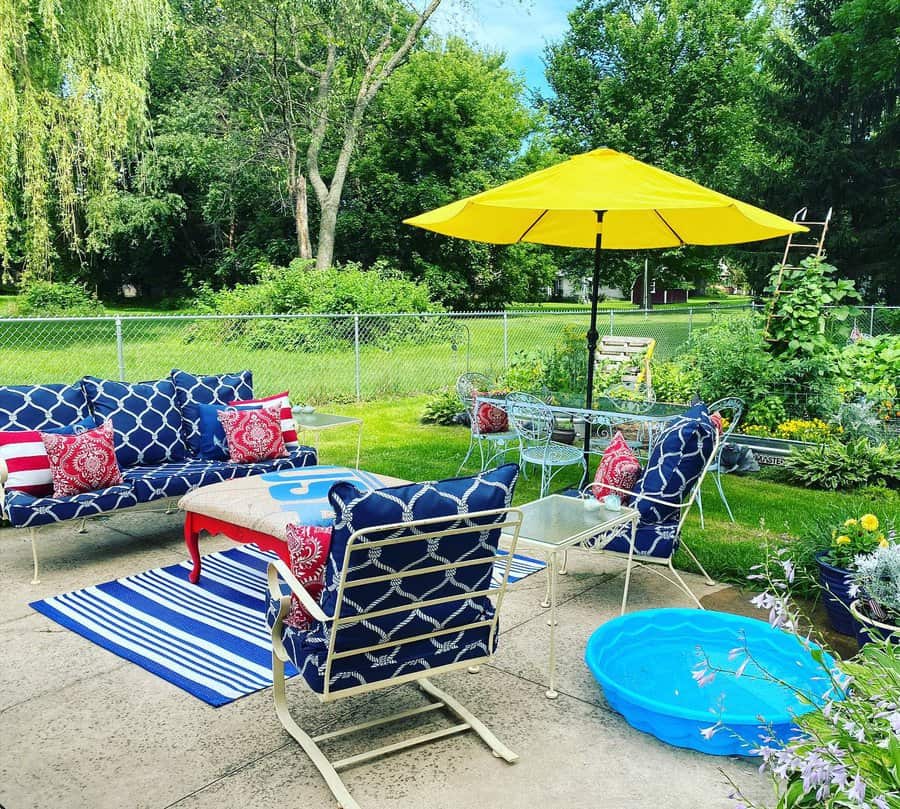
585,609,840,756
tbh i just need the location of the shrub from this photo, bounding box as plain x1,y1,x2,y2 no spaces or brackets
501,351,546,396
650,360,700,404
18,281,105,316
743,395,788,431
189,259,448,352
681,311,784,405
421,388,462,425
783,437,900,490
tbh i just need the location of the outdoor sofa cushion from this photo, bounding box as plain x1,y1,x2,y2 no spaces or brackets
266,463,519,694
171,369,253,455
5,446,318,528
266,597,495,695
82,376,188,467
0,383,91,431
4,484,139,529
123,446,317,502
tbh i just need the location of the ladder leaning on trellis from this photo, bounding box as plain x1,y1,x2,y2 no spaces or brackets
764,206,832,341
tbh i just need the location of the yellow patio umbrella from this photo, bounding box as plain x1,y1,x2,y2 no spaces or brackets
404,147,805,427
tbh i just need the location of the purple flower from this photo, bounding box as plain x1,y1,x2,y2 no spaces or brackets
848,774,866,803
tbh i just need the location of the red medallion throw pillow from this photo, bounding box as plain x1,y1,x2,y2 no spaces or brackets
284,524,333,629
40,421,123,498
592,430,641,501
710,411,724,434
475,392,509,433
229,391,299,449
217,406,286,463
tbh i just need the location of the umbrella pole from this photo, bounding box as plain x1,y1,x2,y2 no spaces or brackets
581,211,605,486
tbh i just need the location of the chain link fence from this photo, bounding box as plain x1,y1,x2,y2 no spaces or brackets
0,304,895,403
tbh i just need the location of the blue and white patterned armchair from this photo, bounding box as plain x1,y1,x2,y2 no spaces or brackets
580,404,719,612
266,464,522,809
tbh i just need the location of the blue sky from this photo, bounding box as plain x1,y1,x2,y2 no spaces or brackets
430,0,579,96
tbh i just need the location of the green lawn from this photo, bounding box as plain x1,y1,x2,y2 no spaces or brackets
309,395,898,585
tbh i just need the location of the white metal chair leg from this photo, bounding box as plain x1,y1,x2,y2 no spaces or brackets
667,560,705,609
457,435,476,476
558,549,568,575
30,527,40,585
272,651,362,809
678,538,716,586
714,469,734,522
75,518,87,534
418,679,518,763
696,488,705,529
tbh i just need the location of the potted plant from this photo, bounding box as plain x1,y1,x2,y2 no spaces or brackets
849,542,900,647
816,513,887,636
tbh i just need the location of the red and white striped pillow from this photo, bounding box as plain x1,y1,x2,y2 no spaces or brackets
0,431,53,496
229,391,298,449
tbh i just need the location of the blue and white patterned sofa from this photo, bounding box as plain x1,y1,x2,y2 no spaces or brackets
0,373,317,577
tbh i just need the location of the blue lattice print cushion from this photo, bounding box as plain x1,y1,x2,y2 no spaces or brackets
633,403,715,525
170,369,253,455
0,383,90,431
82,377,188,468
307,463,519,656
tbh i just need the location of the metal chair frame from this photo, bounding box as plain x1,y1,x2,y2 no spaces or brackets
696,397,744,527
506,392,587,497
267,506,523,809
567,432,720,612
455,373,517,475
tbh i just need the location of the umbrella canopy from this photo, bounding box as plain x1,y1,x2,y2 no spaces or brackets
404,148,805,248
404,147,805,476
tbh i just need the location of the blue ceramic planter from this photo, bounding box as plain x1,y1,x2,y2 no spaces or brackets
816,551,858,636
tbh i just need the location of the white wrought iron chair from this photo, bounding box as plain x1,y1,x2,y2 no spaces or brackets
570,407,720,613
696,397,744,527
507,391,587,497
267,504,523,809
456,372,517,474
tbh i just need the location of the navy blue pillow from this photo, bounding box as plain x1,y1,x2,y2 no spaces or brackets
170,369,253,455
82,376,188,468
633,404,715,525
316,463,519,654
45,415,101,435
189,402,228,461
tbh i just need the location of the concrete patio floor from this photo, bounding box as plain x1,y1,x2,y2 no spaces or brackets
1,514,771,809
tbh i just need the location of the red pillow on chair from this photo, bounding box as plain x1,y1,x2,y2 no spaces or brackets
284,524,333,629
592,430,641,501
40,421,123,497
217,406,286,463
475,393,508,433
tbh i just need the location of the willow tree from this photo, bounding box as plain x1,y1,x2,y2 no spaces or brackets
0,0,170,279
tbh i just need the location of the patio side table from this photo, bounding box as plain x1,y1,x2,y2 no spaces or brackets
291,409,363,469
509,494,638,699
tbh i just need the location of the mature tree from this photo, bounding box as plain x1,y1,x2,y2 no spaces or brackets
756,0,899,302
337,39,545,306
178,0,445,270
0,0,171,280
543,0,779,289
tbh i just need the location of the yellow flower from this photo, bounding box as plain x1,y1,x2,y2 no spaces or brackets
880,538,889,548
836,535,851,546
844,518,858,527
860,514,879,532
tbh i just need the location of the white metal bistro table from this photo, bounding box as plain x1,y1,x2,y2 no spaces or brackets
291,409,363,469
508,494,638,699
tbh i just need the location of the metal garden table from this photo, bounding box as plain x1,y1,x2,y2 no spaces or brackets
507,494,638,699
291,409,363,469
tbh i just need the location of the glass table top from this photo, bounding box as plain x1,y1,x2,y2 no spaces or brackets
291,410,362,429
513,494,637,549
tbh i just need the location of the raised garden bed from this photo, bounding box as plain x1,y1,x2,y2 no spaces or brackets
729,434,819,466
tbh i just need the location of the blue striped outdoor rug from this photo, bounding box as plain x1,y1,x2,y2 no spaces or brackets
30,545,546,707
